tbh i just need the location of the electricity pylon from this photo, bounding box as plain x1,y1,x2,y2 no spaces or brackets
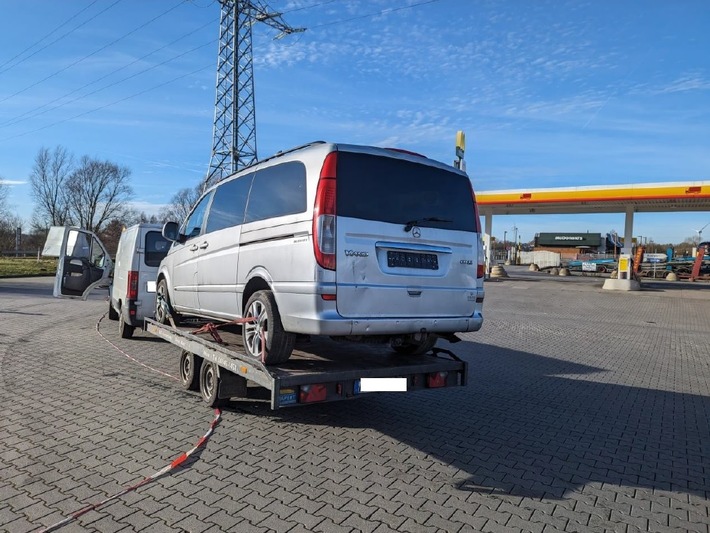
203,0,303,190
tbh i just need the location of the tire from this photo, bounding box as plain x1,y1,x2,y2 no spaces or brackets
179,350,202,391
243,290,295,365
155,278,178,325
391,334,438,356
118,311,135,339
108,300,119,321
199,361,225,407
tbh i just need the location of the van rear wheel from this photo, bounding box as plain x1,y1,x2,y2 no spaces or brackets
108,301,119,321
119,312,135,339
243,290,295,365
391,334,438,355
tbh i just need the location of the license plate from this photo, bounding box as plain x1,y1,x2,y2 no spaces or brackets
387,251,438,270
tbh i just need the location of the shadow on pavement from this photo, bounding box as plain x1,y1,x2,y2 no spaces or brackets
244,340,709,500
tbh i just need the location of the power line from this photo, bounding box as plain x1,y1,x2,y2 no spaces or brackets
0,0,100,72
0,0,124,77
0,62,214,143
0,38,217,130
0,18,218,129
0,0,187,105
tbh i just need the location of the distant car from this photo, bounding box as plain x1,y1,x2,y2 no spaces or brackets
108,223,170,339
156,141,486,364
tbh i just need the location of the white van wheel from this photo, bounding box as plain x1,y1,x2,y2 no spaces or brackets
391,334,438,355
119,312,135,339
243,290,295,365
108,301,119,321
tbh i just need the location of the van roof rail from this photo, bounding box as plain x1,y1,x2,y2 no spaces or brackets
243,141,327,171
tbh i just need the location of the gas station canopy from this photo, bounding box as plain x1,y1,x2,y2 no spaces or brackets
476,181,710,216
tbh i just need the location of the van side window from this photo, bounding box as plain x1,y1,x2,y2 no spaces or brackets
244,162,307,223
144,231,170,267
205,174,253,233
181,192,212,240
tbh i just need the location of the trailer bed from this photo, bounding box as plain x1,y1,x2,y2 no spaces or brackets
145,318,467,409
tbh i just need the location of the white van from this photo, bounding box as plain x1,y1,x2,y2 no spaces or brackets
156,142,485,365
43,224,170,339
108,223,171,338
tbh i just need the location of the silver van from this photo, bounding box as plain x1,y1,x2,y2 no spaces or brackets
157,142,485,364
108,223,170,338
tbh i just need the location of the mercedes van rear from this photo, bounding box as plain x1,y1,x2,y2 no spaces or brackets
157,142,484,363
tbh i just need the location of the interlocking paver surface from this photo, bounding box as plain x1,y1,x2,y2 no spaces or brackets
1,271,709,532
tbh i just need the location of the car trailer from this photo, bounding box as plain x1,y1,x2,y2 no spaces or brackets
145,318,467,409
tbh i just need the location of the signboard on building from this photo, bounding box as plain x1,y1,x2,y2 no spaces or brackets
536,233,602,247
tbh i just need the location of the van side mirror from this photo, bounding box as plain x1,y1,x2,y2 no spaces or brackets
162,221,180,242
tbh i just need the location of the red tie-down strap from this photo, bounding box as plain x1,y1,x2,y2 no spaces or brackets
35,409,222,533
190,316,257,344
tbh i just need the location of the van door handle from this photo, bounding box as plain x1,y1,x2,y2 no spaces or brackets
198,242,209,249
189,244,199,252
407,289,422,297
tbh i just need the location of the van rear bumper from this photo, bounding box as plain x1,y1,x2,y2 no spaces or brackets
282,311,483,336
274,283,483,336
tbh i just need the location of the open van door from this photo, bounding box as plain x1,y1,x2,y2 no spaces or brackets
42,226,113,300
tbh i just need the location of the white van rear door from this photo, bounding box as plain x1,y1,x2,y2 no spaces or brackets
42,226,113,300
332,150,479,319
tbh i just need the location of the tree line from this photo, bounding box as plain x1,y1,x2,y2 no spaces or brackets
0,145,201,255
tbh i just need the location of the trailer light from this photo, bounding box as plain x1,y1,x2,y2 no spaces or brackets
427,372,448,388
321,294,336,301
299,384,327,403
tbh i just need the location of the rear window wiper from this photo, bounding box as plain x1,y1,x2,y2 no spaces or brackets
403,217,453,232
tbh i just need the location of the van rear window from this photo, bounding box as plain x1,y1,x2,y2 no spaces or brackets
336,152,477,232
144,231,170,267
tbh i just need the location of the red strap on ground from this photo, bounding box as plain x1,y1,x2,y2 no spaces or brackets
36,409,222,533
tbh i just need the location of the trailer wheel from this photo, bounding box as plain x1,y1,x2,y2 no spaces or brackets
179,350,202,391
199,361,225,407
155,279,179,325
243,290,295,365
119,312,135,339
108,301,119,321
391,334,438,356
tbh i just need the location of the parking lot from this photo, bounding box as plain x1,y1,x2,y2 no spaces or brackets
1,271,709,533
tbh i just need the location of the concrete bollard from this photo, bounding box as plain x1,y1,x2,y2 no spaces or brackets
559,268,571,276
529,263,540,271
490,265,509,278
665,272,678,281
549,267,559,276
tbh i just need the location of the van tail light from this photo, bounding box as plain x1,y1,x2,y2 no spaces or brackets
313,152,337,271
127,270,139,300
469,180,481,233
477,235,485,278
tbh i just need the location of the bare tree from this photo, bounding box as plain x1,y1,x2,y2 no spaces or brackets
160,186,201,224
65,156,134,233
29,146,74,227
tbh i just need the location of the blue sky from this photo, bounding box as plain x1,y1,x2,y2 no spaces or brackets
0,0,708,245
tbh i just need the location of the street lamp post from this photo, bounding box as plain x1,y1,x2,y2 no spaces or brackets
504,231,507,261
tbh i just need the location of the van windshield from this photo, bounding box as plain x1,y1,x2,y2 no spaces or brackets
336,152,477,232
144,231,170,267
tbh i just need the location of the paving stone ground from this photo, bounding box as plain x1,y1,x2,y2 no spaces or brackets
0,271,708,532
